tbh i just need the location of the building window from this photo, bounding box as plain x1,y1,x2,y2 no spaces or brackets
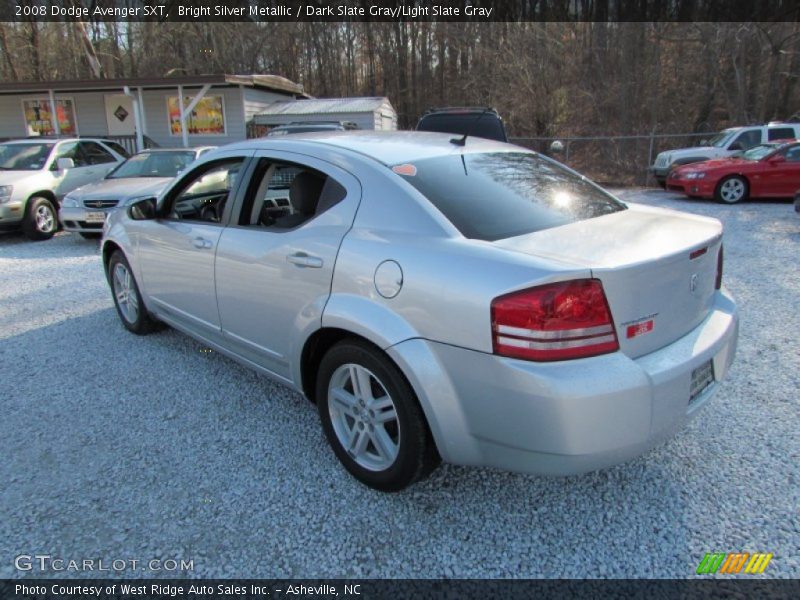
22,98,78,136
167,95,226,136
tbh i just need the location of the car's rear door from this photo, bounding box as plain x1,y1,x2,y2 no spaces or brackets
137,152,250,338
765,144,800,196
214,151,361,382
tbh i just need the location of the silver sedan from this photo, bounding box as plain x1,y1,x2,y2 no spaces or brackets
60,147,214,238
102,132,739,491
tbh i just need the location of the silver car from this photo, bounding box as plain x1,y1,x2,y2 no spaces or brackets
60,147,214,238
102,132,739,491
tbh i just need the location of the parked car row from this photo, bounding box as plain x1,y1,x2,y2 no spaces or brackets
650,122,800,209
0,125,741,491
0,137,215,241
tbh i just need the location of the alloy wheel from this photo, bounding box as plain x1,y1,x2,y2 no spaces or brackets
720,178,745,203
112,262,139,324
327,363,400,471
35,204,55,233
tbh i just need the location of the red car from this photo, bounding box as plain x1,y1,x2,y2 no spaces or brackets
667,140,800,203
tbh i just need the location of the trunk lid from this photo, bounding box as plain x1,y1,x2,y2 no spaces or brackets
494,203,722,358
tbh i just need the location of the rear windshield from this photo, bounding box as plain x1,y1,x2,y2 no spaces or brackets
416,113,507,142
395,152,626,241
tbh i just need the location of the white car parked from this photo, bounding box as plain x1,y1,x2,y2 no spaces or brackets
650,122,800,187
0,138,128,240
60,147,214,239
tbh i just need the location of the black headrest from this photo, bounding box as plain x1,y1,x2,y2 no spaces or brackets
289,171,326,214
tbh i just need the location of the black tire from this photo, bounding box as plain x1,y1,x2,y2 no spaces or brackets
715,175,749,204
316,339,440,492
107,250,159,335
22,196,58,241
79,232,102,240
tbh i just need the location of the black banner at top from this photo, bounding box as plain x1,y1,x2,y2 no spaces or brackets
2,0,800,23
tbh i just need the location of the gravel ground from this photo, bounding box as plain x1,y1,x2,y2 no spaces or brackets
1,189,798,579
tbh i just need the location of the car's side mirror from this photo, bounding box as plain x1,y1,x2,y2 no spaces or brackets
128,197,157,220
768,154,786,164
729,142,745,152
700,139,708,146
56,157,75,170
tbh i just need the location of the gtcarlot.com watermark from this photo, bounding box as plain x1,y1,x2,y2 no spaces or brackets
14,554,194,573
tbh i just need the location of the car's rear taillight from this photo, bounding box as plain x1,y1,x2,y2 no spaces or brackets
491,279,619,362
715,244,724,290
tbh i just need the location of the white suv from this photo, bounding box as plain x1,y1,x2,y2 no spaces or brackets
650,122,800,187
0,138,127,240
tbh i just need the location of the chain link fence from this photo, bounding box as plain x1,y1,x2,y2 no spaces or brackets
510,133,711,187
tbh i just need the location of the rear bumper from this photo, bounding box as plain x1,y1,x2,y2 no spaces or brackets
388,287,738,475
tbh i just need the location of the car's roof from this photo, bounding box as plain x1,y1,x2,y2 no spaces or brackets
219,130,523,165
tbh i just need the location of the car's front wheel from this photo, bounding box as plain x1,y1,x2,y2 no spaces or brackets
107,250,159,335
316,340,440,492
715,175,749,204
22,196,58,241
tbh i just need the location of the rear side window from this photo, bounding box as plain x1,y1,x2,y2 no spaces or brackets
767,127,796,141
416,114,507,142
103,141,131,158
395,152,626,241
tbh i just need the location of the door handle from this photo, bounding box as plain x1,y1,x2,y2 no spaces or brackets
287,252,323,268
192,236,213,249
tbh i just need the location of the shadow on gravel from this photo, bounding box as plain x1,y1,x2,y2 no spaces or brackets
0,231,99,260
1,307,698,578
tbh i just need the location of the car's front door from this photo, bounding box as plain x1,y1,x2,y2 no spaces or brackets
137,154,249,337
761,144,800,196
214,152,361,382
50,142,95,198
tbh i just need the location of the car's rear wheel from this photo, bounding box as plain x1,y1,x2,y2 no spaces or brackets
715,175,748,204
79,232,101,240
107,250,159,335
22,196,57,241
316,340,439,492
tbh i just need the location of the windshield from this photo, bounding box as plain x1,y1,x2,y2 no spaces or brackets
0,143,54,171
741,144,780,161
395,152,626,241
108,151,196,179
707,129,736,148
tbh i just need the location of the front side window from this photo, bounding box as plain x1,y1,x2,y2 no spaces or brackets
109,151,197,179
52,142,87,168
0,143,54,171
731,129,762,150
783,145,800,162
165,159,243,224
395,152,626,241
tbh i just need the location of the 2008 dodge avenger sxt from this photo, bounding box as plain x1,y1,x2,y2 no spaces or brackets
101,131,738,491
